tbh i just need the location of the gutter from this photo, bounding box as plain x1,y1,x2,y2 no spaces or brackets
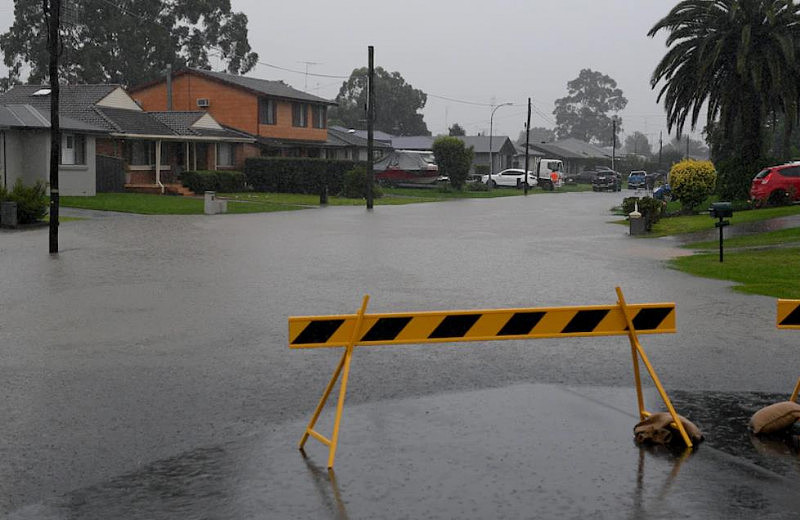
108,132,255,143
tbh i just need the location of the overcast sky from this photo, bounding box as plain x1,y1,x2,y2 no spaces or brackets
0,0,698,148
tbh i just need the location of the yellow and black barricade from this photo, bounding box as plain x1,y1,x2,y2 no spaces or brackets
291,287,691,468
777,299,800,401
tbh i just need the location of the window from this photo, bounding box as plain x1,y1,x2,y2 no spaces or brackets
292,103,308,127
60,133,86,165
259,98,276,125
128,141,154,166
312,105,326,129
217,143,234,167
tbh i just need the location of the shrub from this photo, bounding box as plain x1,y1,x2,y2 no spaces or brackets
244,158,360,195
474,164,490,177
669,160,717,213
466,180,489,192
180,170,245,193
622,196,665,231
342,166,382,199
3,179,48,224
432,136,474,190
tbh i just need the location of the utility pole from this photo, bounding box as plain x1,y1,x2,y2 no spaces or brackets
612,118,616,172
524,98,531,196
658,130,663,169
366,46,374,210
46,0,61,254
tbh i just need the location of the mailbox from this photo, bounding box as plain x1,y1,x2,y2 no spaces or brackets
709,202,733,218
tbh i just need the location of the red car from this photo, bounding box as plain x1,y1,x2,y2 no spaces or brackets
750,162,800,207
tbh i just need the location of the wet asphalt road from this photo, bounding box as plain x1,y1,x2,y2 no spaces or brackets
1,190,798,517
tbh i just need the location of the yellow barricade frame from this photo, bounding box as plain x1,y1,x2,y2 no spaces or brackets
777,299,800,401
291,287,691,469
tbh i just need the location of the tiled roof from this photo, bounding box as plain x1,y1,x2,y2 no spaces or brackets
327,126,392,148
136,68,336,105
0,85,120,131
329,126,394,143
0,104,108,133
455,135,514,154
391,135,435,151
96,106,175,135
148,112,254,140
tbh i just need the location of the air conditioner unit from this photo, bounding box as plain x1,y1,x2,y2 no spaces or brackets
196,98,210,108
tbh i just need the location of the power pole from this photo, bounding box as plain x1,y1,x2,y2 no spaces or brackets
366,46,374,210
46,0,61,254
612,118,616,172
658,131,663,169
524,98,531,196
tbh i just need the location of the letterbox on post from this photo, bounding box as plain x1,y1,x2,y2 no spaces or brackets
709,202,733,262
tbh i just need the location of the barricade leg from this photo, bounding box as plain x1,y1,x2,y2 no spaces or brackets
616,287,692,448
791,376,800,402
297,295,370,469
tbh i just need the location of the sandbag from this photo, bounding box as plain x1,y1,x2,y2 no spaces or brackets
633,412,704,445
749,401,800,435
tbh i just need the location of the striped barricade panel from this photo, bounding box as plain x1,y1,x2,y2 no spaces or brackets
289,303,676,349
777,299,800,329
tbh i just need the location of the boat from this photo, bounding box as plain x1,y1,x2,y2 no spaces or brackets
374,150,441,186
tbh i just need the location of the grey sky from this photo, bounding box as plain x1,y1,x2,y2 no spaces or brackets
0,0,696,148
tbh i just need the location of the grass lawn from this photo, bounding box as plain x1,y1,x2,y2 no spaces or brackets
685,227,800,250
61,185,587,215
668,247,800,299
648,204,800,236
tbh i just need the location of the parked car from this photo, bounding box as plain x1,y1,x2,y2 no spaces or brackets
750,162,800,207
565,170,598,185
653,184,673,201
628,171,646,189
592,170,621,191
481,168,538,188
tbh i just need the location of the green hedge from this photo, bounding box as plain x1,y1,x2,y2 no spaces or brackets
0,179,48,224
243,158,362,194
180,170,246,193
622,196,665,231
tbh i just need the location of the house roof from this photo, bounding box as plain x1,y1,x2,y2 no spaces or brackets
0,85,253,142
0,104,109,133
391,135,435,151
455,135,515,154
326,126,392,148
131,68,337,106
528,138,611,160
329,126,394,143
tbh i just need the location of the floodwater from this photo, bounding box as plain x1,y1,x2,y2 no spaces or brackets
1,191,799,518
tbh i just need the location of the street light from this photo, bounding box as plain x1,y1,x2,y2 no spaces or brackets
488,102,513,188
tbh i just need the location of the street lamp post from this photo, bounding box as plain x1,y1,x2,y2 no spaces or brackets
488,102,512,188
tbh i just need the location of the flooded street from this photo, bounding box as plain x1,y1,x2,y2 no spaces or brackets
1,191,798,518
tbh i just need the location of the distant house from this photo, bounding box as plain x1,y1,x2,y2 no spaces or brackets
0,85,254,195
454,135,516,173
525,138,612,174
326,126,392,161
128,68,337,158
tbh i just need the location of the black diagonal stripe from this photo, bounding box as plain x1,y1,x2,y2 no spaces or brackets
361,317,412,342
498,312,546,336
292,319,345,345
632,307,673,330
562,310,609,333
429,314,481,339
780,305,800,326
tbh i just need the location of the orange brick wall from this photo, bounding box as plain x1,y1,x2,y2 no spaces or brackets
130,73,328,142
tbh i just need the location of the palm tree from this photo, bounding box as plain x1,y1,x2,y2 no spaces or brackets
649,0,800,167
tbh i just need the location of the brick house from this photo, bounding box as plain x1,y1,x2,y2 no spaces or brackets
128,68,338,158
0,84,254,194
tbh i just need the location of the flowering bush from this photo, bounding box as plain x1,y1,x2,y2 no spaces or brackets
669,160,716,212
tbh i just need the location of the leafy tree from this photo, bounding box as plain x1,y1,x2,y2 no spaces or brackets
448,123,466,136
330,67,430,136
624,132,652,156
432,136,473,190
553,69,628,146
517,127,555,144
0,0,258,86
649,0,800,200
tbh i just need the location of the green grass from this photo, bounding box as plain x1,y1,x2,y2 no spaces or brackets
61,193,307,214
686,227,800,249
669,247,800,298
648,204,800,237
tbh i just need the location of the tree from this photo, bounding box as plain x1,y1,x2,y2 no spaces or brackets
553,69,628,146
649,0,800,199
329,67,430,136
624,132,653,156
448,123,466,136
517,127,555,144
432,136,473,190
0,0,258,86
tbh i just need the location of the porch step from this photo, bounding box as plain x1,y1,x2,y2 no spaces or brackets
164,183,196,197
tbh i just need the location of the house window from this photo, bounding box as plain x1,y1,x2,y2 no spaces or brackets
259,98,276,125
292,103,308,127
60,133,86,165
128,141,154,166
312,105,326,129
217,143,234,167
